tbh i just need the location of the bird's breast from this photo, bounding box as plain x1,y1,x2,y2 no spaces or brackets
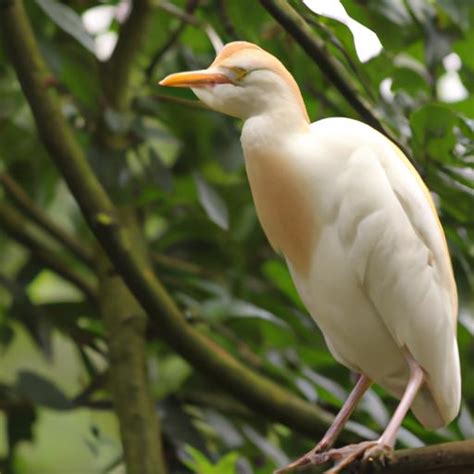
243,145,320,277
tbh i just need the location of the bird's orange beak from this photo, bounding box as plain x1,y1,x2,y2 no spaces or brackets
159,70,231,88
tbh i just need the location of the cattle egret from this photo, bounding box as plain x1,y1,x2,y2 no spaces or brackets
160,42,461,473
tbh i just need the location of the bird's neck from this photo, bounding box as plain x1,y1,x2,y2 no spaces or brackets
241,106,309,151
240,109,315,278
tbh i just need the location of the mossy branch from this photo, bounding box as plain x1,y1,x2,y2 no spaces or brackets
97,1,167,472
301,440,474,474
98,210,166,474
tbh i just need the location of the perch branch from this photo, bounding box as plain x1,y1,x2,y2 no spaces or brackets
300,440,474,473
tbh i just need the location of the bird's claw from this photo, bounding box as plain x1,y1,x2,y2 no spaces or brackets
274,441,393,474
362,442,393,467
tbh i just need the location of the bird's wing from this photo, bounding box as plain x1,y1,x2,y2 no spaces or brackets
335,141,460,426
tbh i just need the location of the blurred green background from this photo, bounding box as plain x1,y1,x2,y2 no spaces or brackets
0,0,473,473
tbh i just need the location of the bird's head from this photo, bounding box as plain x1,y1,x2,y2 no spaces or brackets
159,41,309,123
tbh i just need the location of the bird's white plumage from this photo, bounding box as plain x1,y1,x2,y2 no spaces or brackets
245,117,460,429
160,42,461,437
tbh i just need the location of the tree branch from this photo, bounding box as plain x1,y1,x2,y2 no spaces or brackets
259,0,408,156
145,0,200,79
0,173,94,268
384,440,474,474
101,0,153,110
96,2,168,472
157,1,223,52
98,210,166,474
0,0,342,443
0,201,97,301
134,93,211,113
301,440,474,474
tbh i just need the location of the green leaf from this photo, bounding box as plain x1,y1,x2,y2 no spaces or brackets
225,300,289,328
261,259,303,308
214,452,239,473
182,445,239,474
241,424,289,467
104,107,133,134
437,0,472,31
146,148,174,193
203,409,243,448
410,104,458,161
193,171,229,230
0,323,14,349
391,67,428,94
200,297,289,329
160,399,208,453
35,0,95,53
7,402,37,450
16,371,72,410
181,445,214,472
154,355,192,399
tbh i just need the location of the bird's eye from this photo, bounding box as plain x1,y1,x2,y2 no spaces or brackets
229,67,248,81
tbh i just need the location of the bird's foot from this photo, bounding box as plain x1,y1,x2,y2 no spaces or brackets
361,442,393,468
274,441,393,474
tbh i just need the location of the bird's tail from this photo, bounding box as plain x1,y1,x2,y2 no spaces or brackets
411,337,461,430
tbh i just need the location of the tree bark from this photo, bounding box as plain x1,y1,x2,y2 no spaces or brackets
98,210,166,474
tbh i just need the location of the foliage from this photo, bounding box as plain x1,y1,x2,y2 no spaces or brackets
0,0,473,473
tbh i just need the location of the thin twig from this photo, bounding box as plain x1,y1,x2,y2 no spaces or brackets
145,0,200,79
158,1,224,52
0,173,94,268
101,0,153,110
217,0,239,40
72,371,108,406
302,13,375,101
144,93,211,111
152,252,206,275
0,202,97,302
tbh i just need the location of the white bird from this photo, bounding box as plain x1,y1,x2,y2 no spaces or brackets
160,41,461,473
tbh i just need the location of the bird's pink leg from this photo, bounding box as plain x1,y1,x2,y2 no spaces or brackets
315,374,372,451
368,352,425,452
323,353,426,474
274,374,371,473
